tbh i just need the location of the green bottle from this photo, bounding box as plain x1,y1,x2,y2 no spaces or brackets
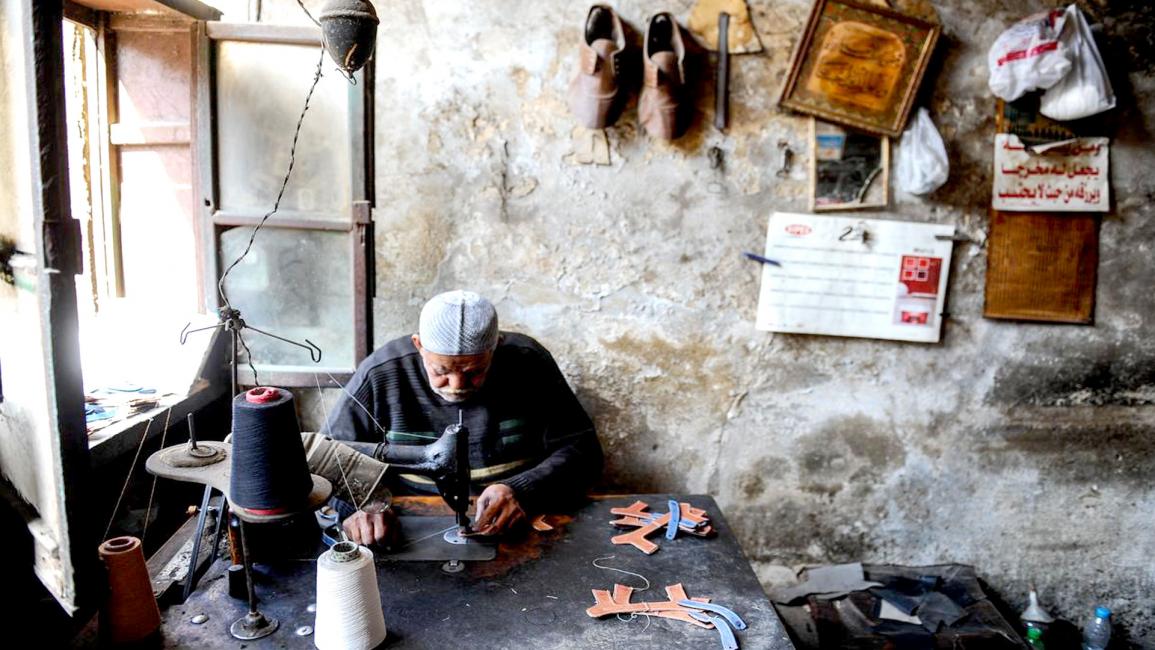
1027,626,1046,649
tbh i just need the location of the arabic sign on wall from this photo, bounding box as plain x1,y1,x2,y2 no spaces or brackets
992,135,1109,212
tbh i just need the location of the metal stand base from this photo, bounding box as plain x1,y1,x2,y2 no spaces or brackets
230,611,279,640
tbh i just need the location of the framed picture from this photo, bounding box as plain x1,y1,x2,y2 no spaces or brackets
779,0,940,137
810,118,889,211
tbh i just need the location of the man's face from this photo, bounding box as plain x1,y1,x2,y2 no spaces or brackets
412,335,494,403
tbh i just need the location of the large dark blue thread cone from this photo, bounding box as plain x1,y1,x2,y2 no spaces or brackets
229,387,313,512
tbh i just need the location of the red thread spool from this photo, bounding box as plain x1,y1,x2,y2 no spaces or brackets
98,536,161,644
245,386,281,403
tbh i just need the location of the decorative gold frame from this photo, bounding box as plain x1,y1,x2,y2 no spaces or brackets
779,0,940,137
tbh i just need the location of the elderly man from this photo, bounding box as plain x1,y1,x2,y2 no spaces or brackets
326,290,603,545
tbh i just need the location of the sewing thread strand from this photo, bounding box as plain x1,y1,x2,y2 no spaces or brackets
104,416,154,541
323,371,390,436
141,406,174,545
592,555,651,592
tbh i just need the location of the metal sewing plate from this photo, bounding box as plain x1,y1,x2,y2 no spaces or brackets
381,516,496,562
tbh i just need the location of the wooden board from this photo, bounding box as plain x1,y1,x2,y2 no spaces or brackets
983,212,1098,323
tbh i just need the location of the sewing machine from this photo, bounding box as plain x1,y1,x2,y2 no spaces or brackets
341,420,473,537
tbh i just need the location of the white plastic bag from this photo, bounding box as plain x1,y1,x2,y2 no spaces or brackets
988,8,1072,101
1040,4,1116,121
895,108,949,195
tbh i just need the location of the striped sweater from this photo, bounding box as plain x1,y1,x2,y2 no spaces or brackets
325,332,603,512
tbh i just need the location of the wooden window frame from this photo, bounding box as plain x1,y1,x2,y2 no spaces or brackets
195,22,375,388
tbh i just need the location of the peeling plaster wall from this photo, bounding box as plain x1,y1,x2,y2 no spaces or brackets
262,0,1155,643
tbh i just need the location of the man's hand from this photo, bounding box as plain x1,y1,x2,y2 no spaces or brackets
473,484,526,536
343,502,399,547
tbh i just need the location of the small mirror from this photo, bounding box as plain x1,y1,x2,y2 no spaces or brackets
810,118,889,211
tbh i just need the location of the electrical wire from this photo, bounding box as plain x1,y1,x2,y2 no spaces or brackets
295,0,321,27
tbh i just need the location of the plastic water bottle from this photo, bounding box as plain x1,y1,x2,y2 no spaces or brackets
1082,606,1112,650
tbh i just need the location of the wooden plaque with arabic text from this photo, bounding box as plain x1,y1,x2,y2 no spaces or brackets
984,99,1102,324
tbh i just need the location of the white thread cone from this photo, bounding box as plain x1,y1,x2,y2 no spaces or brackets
314,543,387,650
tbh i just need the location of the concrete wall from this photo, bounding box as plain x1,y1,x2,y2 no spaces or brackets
258,0,1155,643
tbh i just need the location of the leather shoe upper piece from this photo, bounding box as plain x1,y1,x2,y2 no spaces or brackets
640,12,687,140
568,5,627,129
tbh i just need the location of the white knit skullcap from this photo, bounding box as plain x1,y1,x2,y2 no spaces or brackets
418,290,499,356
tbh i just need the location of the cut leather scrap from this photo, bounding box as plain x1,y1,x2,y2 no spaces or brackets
609,500,715,554
586,583,714,628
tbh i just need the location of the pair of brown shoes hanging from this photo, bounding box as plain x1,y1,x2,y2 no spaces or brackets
567,6,688,140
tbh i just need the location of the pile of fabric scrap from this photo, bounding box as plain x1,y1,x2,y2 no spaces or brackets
771,563,1027,649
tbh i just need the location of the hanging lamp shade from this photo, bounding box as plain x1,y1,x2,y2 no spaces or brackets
319,0,379,75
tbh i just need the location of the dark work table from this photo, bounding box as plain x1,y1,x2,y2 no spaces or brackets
159,494,795,649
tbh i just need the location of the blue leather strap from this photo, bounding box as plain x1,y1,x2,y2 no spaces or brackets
689,611,739,650
666,499,681,540
635,514,701,529
679,600,748,630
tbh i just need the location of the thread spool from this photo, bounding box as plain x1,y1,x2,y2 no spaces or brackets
98,536,162,644
314,541,387,650
229,387,312,512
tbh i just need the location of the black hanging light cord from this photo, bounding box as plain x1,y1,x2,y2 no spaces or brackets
296,0,321,27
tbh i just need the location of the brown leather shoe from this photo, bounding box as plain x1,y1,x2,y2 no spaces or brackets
639,12,687,140
568,5,627,129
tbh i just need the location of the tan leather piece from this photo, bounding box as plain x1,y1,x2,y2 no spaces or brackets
568,5,627,129
639,12,688,139
611,500,713,534
609,500,715,553
587,583,713,628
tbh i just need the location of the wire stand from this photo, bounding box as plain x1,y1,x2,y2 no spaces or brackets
173,30,342,636
181,306,322,394
176,308,322,632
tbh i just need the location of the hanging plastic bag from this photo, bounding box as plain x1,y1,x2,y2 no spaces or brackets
895,108,949,195
988,8,1072,101
1040,4,1116,121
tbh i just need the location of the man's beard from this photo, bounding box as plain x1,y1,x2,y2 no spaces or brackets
435,388,476,403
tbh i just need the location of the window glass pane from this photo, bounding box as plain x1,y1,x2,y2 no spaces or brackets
216,40,351,219
219,228,353,370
